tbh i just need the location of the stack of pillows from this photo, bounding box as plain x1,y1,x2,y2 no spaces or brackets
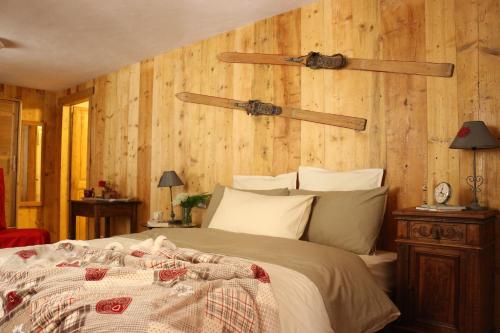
203,166,388,255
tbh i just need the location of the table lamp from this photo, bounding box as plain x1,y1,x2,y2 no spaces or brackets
158,171,184,223
449,121,498,210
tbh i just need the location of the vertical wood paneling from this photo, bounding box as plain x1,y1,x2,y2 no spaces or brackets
300,1,325,167
126,63,140,198
455,0,479,206
136,59,154,231
214,33,235,184
273,10,302,173
380,0,428,249
232,25,256,176
426,0,460,204
89,77,106,188
253,19,276,175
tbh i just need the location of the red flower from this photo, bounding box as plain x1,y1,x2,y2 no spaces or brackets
98,180,107,187
457,126,470,138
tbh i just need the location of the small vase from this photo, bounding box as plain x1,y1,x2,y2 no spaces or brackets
182,207,192,225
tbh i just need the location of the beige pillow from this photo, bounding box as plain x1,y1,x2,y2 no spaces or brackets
209,188,315,240
290,186,388,254
233,172,297,190
298,166,384,191
201,184,289,228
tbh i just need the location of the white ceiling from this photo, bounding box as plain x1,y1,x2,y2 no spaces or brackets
0,0,313,91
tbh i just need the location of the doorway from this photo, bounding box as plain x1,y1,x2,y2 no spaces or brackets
60,101,89,240
0,99,20,228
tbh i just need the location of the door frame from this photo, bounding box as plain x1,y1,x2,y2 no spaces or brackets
0,98,21,228
58,88,93,239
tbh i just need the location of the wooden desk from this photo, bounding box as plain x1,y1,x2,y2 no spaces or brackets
69,200,140,240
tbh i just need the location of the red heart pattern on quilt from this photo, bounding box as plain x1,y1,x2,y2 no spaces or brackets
158,268,187,281
85,268,109,281
15,250,37,260
95,297,132,314
6,291,22,312
130,250,145,257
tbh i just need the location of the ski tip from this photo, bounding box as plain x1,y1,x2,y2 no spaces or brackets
217,52,235,62
357,119,367,131
444,63,454,77
175,92,189,101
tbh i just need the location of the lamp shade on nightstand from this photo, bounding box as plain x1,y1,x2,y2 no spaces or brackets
449,121,499,210
158,171,184,188
449,121,498,150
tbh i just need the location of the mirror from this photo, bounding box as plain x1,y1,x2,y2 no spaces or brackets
19,121,43,205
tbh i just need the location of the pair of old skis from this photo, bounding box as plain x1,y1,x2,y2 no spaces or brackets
177,52,454,131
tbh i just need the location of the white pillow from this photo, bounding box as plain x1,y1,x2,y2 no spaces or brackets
233,172,297,190
298,166,384,191
208,188,314,239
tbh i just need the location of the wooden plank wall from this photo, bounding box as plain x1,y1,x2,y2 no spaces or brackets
55,0,499,323
0,84,60,242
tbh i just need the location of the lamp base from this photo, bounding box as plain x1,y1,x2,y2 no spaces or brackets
168,219,182,225
466,202,488,211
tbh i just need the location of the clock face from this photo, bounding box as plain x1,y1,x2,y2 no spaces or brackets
434,182,451,204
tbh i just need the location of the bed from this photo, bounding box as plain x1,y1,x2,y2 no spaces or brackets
0,229,398,332
0,168,400,332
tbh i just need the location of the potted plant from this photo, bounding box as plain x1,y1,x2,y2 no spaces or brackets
172,193,211,225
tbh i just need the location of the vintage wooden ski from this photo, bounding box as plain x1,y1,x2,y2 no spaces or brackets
218,52,454,77
176,92,366,131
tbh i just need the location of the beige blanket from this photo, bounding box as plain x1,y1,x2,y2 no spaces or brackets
127,229,399,333
0,241,280,332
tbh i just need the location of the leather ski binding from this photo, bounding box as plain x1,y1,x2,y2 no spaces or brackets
288,52,347,69
236,100,282,116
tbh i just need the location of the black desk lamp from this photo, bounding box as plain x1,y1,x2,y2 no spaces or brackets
158,171,184,223
449,121,498,210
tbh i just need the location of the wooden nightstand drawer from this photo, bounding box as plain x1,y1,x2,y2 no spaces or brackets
409,222,465,245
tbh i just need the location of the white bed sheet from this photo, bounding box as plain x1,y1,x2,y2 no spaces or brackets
358,250,397,294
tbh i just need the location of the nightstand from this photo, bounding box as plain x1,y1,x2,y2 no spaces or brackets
394,208,497,333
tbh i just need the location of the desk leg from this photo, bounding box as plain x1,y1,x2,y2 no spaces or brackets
69,212,76,240
130,205,138,234
105,217,111,238
94,213,100,239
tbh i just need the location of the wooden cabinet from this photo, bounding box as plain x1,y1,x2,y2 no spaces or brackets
394,208,497,333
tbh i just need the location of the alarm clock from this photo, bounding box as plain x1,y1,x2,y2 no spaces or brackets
434,182,452,204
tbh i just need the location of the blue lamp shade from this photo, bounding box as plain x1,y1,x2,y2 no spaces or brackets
449,121,498,150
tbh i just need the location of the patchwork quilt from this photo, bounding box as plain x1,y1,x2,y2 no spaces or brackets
0,241,280,333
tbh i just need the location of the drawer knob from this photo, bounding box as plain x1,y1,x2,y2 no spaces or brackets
430,225,441,240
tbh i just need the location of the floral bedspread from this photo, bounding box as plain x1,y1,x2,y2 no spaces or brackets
0,240,279,333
